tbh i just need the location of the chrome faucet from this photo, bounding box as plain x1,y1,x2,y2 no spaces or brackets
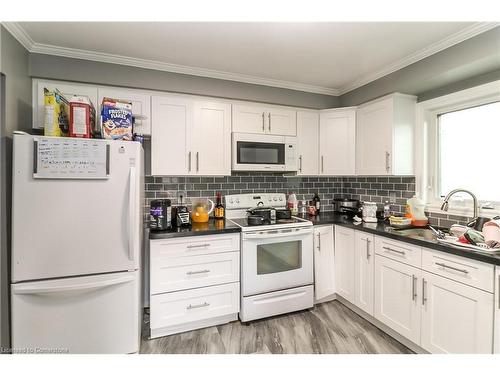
440,189,478,224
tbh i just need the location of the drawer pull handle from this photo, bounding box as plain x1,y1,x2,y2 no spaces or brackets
435,262,469,274
187,302,210,310
186,269,210,275
422,278,427,306
383,246,405,256
187,243,210,249
366,239,371,260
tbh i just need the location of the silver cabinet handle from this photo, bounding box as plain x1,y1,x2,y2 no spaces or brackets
196,152,199,172
262,112,265,132
188,151,192,172
435,262,469,274
187,302,210,310
268,112,271,132
321,155,324,173
187,243,210,249
422,278,427,306
317,232,321,251
366,239,371,260
385,151,390,173
186,269,210,275
498,274,500,309
382,246,405,256
412,275,417,301
299,155,303,172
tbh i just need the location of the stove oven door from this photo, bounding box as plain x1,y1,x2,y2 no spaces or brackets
241,227,313,296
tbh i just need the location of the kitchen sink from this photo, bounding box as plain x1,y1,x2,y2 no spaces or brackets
391,227,444,241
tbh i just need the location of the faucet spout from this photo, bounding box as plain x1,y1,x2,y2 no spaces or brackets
440,189,478,222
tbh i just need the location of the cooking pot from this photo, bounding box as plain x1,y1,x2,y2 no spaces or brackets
247,207,276,221
247,215,265,226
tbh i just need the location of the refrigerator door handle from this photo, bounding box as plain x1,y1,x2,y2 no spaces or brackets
128,166,136,262
11,274,135,295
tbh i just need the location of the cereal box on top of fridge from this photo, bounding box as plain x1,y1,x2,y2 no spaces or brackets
69,95,96,139
43,88,69,137
101,97,133,141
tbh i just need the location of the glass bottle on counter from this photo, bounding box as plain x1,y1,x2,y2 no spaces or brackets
313,193,321,213
214,192,225,220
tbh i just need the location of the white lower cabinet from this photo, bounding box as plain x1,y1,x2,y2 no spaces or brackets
374,254,422,344
420,270,494,354
495,267,500,354
354,231,375,315
334,226,355,303
149,233,240,338
313,225,335,301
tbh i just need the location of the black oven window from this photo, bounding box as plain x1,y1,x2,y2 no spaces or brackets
237,142,285,164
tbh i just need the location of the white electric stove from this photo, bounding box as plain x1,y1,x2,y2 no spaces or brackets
226,193,314,322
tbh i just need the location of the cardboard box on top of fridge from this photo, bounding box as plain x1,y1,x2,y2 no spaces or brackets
69,95,96,139
43,88,70,137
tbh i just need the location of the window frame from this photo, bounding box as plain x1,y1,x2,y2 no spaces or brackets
415,80,500,217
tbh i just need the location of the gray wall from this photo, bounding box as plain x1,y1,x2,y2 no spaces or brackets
339,26,500,106
0,25,32,351
29,54,340,109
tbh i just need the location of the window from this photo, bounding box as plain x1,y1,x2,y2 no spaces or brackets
416,80,500,215
437,101,500,202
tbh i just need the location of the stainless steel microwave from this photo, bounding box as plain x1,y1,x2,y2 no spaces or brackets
231,133,297,172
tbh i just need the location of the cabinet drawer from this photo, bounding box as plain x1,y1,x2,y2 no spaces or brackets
375,236,422,268
150,283,239,330
151,251,240,294
422,248,494,293
150,233,240,258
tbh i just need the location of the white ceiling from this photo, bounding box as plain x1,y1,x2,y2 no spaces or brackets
8,22,498,95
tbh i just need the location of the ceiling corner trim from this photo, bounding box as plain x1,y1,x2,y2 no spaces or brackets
336,22,500,95
1,22,34,51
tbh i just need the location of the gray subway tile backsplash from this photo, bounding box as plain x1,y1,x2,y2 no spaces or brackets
144,173,470,227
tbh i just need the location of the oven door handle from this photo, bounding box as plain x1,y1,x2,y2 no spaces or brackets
242,227,312,240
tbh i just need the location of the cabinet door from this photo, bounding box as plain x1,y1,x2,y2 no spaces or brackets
296,111,319,175
268,108,296,136
33,79,98,129
151,96,193,176
314,225,335,301
421,270,494,354
495,268,500,354
98,87,151,135
232,104,266,134
319,109,356,175
356,98,393,175
334,226,355,303
192,101,231,176
374,255,421,344
354,231,375,315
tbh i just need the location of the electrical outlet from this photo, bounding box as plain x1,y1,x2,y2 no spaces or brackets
389,191,396,204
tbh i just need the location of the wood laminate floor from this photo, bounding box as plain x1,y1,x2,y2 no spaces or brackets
140,300,413,354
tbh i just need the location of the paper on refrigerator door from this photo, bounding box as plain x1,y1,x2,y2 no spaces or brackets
34,137,109,179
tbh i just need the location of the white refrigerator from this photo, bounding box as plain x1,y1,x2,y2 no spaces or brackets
10,134,143,354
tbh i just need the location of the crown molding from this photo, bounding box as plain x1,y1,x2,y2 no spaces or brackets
3,21,498,97
337,22,500,95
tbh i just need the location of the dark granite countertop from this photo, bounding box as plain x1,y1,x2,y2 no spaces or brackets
299,212,500,266
149,219,241,240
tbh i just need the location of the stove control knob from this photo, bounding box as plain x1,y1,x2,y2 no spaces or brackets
228,198,233,204
279,197,283,201
268,197,272,202
273,197,277,201
236,199,240,203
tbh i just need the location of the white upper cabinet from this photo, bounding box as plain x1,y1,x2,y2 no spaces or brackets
356,93,416,175
334,226,356,303
354,231,375,315
151,95,193,176
151,96,231,176
319,108,356,175
232,103,296,136
192,101,231,176
420,270,494,354
296,111,319,175
32,79,99,129
98,87,151,135
313,225,335,302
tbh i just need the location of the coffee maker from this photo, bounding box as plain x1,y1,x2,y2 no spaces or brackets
150,199,172,231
